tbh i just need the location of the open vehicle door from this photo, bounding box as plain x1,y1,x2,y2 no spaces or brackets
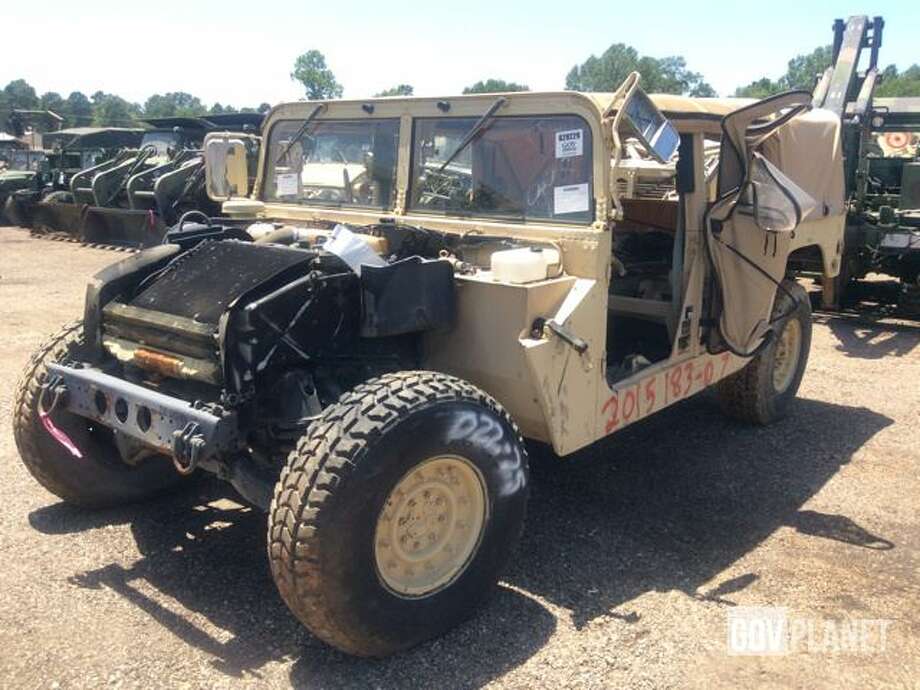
707,91,838,356
204,132,261,201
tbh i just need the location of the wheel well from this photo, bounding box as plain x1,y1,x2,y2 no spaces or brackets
787,244,825,277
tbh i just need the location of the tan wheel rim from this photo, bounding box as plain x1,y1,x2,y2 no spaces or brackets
772,318,802,393
374,455,487,598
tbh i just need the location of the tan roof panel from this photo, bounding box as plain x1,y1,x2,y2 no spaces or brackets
649,94,756,117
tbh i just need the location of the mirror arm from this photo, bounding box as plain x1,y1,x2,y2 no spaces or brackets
605,72,641,222
609,125,625,222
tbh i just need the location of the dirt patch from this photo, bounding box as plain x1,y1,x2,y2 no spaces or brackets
0,227,917,688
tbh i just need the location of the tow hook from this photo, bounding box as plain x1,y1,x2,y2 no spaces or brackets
37,375,84,459
172,422,205,475
531,317,589,354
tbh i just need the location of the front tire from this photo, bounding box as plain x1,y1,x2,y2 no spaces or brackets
716,279,812,424
268,371,529,657
12,320,184,507
3,193,29,227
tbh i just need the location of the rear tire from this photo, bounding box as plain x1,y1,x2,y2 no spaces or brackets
12,320,184,508
716,279,812,425
267,371,529,657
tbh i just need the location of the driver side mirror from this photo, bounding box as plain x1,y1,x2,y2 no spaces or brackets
204,133,253,200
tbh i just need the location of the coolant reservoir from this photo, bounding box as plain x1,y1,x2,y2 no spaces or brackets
245,222,277,240
490,246,561,284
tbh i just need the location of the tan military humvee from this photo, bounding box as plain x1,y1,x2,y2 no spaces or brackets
14,74,845,657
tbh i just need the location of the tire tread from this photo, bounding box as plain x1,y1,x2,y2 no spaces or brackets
716,280,811,425
12,320,91,503
267,370,527,656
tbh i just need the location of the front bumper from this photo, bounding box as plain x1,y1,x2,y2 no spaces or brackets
45,362,238,470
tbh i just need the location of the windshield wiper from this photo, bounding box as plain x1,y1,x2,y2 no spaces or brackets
275,103,327,164
436,97,507,173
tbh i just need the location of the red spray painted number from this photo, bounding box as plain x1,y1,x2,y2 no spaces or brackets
602,352,737,437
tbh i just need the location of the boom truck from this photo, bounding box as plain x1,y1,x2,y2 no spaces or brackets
793,15,920,313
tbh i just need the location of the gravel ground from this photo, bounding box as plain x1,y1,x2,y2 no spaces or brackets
0,227,918,689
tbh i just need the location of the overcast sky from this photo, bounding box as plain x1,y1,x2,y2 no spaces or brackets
3,0,915,107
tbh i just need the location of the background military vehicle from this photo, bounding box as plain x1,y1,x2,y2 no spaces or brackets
70,113,264,248
0,149,46,224
7,114,263,248
789,16,920,314
2,127,144,230
70,116,216,247
13,76,845,656
844,96,920,312
0,108,66,223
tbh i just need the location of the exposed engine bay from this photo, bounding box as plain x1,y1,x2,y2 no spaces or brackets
77,219,562,484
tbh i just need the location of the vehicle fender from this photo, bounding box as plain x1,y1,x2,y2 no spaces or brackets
83,244,183,358
521,277,606,455
790,214,845,277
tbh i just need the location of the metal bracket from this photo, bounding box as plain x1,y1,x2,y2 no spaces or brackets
172,422,206,475
45,362,239,466
531,317,589,354
38,374,69,415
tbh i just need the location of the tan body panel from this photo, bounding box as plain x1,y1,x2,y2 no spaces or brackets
423,274,577,442
597,349,747,438
791,214,845,276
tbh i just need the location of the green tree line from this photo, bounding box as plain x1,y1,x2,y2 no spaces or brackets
0,79,271,132
734,45,920,98
5,39,919,135
292,45,920,102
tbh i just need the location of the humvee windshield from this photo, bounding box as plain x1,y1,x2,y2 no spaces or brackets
265,119,399,209
7,150,46,172
47,152,91,170
410,115,594,223
141,131,185,159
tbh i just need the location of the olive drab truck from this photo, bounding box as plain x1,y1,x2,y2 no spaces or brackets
790,15,920,313
13,74,845,656
12,114,265,249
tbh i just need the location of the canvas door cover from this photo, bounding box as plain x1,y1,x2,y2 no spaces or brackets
706,92,845,355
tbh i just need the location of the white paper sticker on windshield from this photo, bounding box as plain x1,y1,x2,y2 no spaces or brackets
554,183,590,215
275,172,299,197
555,129,584,159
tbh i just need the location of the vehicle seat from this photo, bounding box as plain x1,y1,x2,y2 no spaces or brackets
608,199,683,341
